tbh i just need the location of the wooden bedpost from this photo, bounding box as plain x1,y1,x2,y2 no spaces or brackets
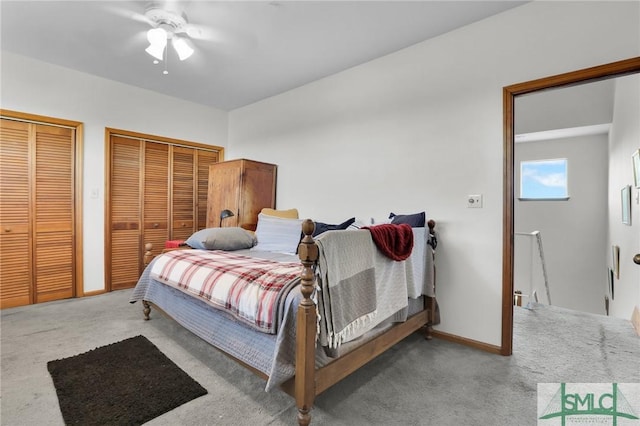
143,243,154,266
296,219,318,426
142,243,154,320
142,300,151,320
425,219,437,340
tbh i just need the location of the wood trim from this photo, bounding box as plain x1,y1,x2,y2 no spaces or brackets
502,56,640,355
502,86,515,356
0,109,82,129
28,123,36,304
1,109,84,301
432,330,502,355
105,127,225,153
504,57,640,96
104,129,113,292
82,289,107,297
74,124,84,297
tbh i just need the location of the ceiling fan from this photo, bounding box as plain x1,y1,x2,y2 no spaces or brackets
142,4,203,63
106,1,257,74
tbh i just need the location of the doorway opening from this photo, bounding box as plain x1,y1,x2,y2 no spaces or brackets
501,57,640,355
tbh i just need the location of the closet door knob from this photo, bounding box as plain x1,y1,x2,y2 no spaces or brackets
634,254,640,265
4,227,11,233
153,223,159,228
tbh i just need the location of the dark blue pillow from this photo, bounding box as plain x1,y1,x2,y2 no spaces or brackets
389,212,425,228
313,217,356,237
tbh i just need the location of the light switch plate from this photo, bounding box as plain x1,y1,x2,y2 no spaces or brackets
467,194,482,208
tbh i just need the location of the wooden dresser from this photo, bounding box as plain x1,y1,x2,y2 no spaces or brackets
206,159,277,231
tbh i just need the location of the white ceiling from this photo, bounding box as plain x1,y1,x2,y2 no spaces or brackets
0,1,527,111
515,78,616,137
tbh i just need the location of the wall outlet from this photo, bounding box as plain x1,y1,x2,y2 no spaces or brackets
467,194,483,208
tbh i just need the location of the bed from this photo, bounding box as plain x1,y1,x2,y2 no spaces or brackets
130,214,439,425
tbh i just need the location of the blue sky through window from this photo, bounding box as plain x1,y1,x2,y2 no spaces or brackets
520,159,568,199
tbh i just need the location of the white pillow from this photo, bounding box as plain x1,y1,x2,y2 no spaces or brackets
252,213,303,254
347,218,370,229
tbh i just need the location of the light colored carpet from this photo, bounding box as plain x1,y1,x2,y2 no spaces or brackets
1,291,638,425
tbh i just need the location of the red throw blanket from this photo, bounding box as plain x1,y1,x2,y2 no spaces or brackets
363,223,414,261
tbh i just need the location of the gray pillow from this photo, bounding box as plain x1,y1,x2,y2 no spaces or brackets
186,227,257,251
389,211,426,228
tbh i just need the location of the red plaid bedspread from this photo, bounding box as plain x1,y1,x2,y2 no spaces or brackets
149,249,302,334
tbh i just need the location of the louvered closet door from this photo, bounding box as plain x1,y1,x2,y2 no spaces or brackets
33,124,75,303
196,150,219,230
110,137,142,290
0,119,32,308
171,147,195,240
106,131,221,290
143,142,169,260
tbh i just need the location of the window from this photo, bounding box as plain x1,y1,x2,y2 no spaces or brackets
519,158,568,200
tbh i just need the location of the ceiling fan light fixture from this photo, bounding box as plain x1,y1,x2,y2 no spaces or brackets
145,27,167,60
147,27,167,46
145,43,165,61
143,7,196,68
172,37,194,61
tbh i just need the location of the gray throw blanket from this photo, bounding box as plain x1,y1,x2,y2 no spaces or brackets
315,230,377,349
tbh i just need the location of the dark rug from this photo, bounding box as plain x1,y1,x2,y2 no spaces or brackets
47,335,207,425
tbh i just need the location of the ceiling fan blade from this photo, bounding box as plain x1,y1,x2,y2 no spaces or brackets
181,23,212,40
178,2,259,49
183,23,257,51
102,4,155,27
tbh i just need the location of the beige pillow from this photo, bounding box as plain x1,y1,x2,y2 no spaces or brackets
260,208,299,219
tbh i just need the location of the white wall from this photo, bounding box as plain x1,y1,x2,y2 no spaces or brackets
608,74,640,320
0,52,228,293
514,135,609,315
514,79,614,134
228,1,640,345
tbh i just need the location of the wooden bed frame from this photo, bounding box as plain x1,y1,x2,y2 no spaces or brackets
141,219,437,425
